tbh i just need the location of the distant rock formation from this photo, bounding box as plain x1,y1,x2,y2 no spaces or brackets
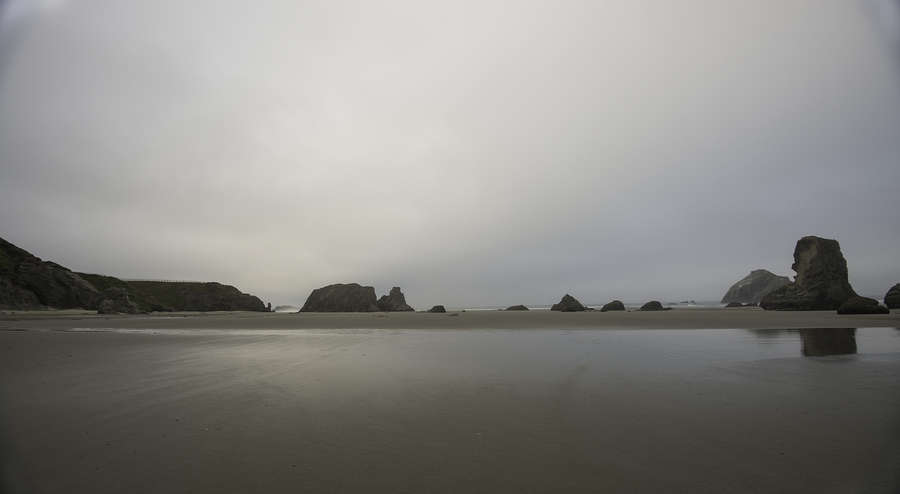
800,328,857,356
0,236,99,310
116,280,266,312
725,302,748,308
550,294,586,312
836,296,889,315
97,287,140,314
600,300,625,312
274,305,298,312
721,269,790,305
427,305,446,313
505,304,529,311
639,301,669,311
267,302,272,312
299,283,379,312
376,287,414,312
885,284,900,309
760,236,857,310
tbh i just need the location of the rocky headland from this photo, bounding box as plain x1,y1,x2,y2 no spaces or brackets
0,237,100,310
0,236,267,313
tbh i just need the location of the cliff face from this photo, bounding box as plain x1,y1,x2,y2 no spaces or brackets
760,236,857,310
0,237,99,310
721,269,790,304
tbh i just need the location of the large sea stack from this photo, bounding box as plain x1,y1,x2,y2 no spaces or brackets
0,236,99,310
550,294,586,312
884,284,900,309
760,236,857,310
299,283,379,312
721,269,790,305
376,287,414,311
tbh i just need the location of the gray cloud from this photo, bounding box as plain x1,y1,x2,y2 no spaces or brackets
1,0,899,307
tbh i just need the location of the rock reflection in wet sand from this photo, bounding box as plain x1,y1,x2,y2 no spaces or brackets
800,328,857,356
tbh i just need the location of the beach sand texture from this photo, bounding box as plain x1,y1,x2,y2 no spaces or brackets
1,319,899,493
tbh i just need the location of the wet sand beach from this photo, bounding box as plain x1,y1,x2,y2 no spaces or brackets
1,307,898,331
1,319,899,493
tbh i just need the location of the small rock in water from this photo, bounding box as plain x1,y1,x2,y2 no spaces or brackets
550,294,586,312
505,305,529,311
639,301,669,311
600,300,625,312
884,284,900,309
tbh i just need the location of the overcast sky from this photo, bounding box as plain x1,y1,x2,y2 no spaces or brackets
1,0,899,307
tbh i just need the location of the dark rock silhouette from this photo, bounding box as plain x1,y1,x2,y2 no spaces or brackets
299,283,379,312
885,284,900,309
125,280,266,312
639,301,669,311
505,304,529,311
97,287,140,314
267,302,272,312
760,236,857,310
550,294,586,312
721,269,790,305
427,305,446,313
376,287,414,312
0,236,99,310
600,300,625,312
79,274,266,312
0,236,269,313
800,328,857,356
836,296,889,315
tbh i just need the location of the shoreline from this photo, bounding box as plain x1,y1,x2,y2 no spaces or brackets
1,307,898,331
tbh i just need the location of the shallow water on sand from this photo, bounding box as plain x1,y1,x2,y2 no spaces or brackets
1,327,899,493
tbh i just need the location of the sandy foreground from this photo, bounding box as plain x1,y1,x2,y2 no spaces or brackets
1,311,899,493
0,307,898,331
